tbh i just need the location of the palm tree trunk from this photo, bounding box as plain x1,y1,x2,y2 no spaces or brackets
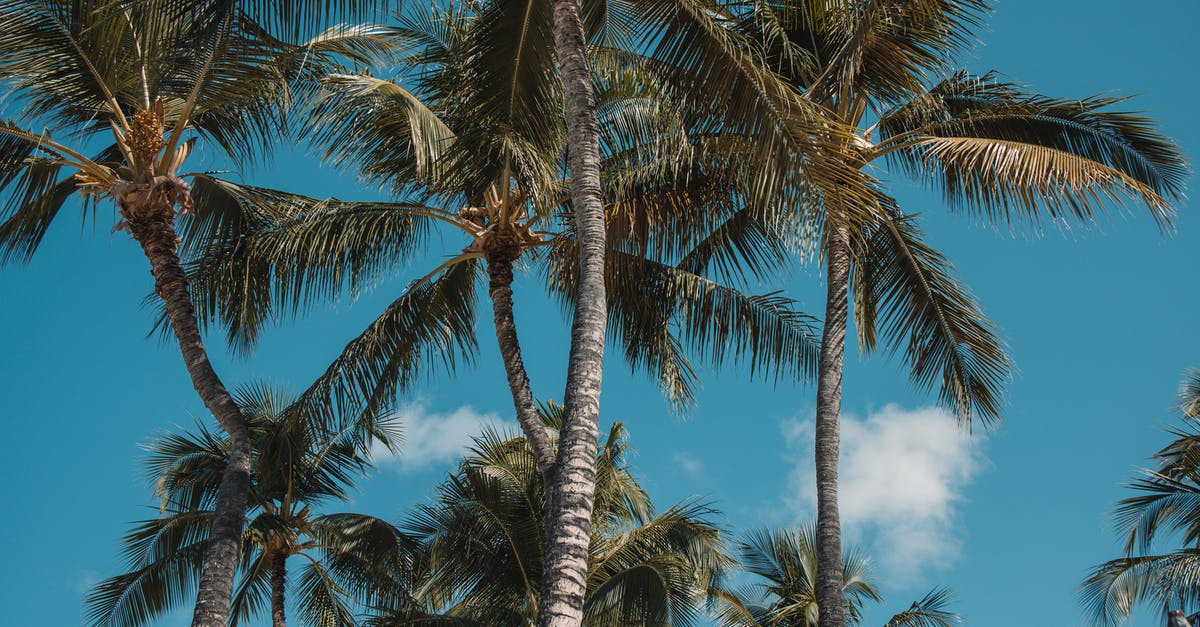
123,206,251,627
815,224,850,627
486,252,556,479
539,2,607,625
270,550,287,627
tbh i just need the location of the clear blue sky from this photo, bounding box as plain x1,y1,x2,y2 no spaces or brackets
0,1,1196,625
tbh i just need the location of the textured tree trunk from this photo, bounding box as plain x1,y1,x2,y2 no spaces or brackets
538,2,607,625
486,251,557,479
815,224,850,627
270,550,287,627
123,199,251,627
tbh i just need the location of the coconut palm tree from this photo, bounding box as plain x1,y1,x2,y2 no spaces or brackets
541,0,611,621
85,383,406,627
177,5,822,621
1082,369,1200,625
360,402,730,626
628,4,1188,624
0,2,400,624
713,525,959,627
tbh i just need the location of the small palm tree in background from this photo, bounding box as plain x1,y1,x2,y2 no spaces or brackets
361,402,730,626
1082,369,1200,625
85,384,404,627
714,525,959,627
0,1,394,623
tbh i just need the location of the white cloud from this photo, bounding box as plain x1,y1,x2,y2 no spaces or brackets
784,405,987,578
372,403,512,471
673,452,704,477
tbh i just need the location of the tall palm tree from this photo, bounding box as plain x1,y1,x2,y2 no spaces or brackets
1082,369,1200,625
177,4,821,619
628,4,1188,624
85,383,406,627
713,525,959,627
0,2,394,623
362,402,731,626
541,0,611,622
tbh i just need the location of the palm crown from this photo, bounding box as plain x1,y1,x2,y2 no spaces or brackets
86,383,404,627
363,402,730,626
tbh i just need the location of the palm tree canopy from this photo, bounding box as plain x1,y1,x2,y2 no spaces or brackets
0,0,395,264
85,383,405,627
1082,368,1200,625
713,525,960,627
366,402,732,626
176,0,824,419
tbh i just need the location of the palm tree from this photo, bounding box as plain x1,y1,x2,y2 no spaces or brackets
713,525,959,627
178,4,820,619
0,2,395,623
363,402,730,626
541,0,611,622
1082,369,1200,625
85,383,406,627
627,5,1188,624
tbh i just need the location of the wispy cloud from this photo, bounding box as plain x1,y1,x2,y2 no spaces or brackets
372,403,512,471
784,405,987,578
673,451,704,477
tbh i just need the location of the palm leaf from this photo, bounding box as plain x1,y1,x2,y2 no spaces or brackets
850,202,1009,425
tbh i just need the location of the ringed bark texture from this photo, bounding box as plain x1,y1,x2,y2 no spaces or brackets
815,225,850,627
124,203,251,627
538,1,608,625
486,248,557,479
270,550,287,627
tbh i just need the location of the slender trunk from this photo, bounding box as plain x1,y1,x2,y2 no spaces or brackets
486,252,556,479
123,202,251,627
270,550,287,627
539,2,607,625
815,224,850,627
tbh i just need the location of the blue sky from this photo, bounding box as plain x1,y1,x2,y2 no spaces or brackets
1,1,1197,625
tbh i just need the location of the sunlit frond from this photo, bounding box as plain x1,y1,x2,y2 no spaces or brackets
875,73,1187,228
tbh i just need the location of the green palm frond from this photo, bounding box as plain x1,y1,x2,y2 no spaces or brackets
295,256,480,425
84,511,213,627
294,556,358,627
308,72,455,186
849,203,1009,425
883,587,960,627
633,0,880,229
1081,550,1200,627
729,524,883,626
799,0,989,104
546,242,820,407
180,175,436,354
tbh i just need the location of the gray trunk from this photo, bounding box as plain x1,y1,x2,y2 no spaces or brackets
124,208,251,627
815,224,850,627
538,1,607,625
270,550,287,627
487,253,556,479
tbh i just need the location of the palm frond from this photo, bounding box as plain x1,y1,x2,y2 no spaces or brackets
883,587,960,627
180,175,435,354
850,203,1009,426
1181,369,1200,420
84,512,213,627
1081,550,1200,627
294,257,480,429
875,73,1187,228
